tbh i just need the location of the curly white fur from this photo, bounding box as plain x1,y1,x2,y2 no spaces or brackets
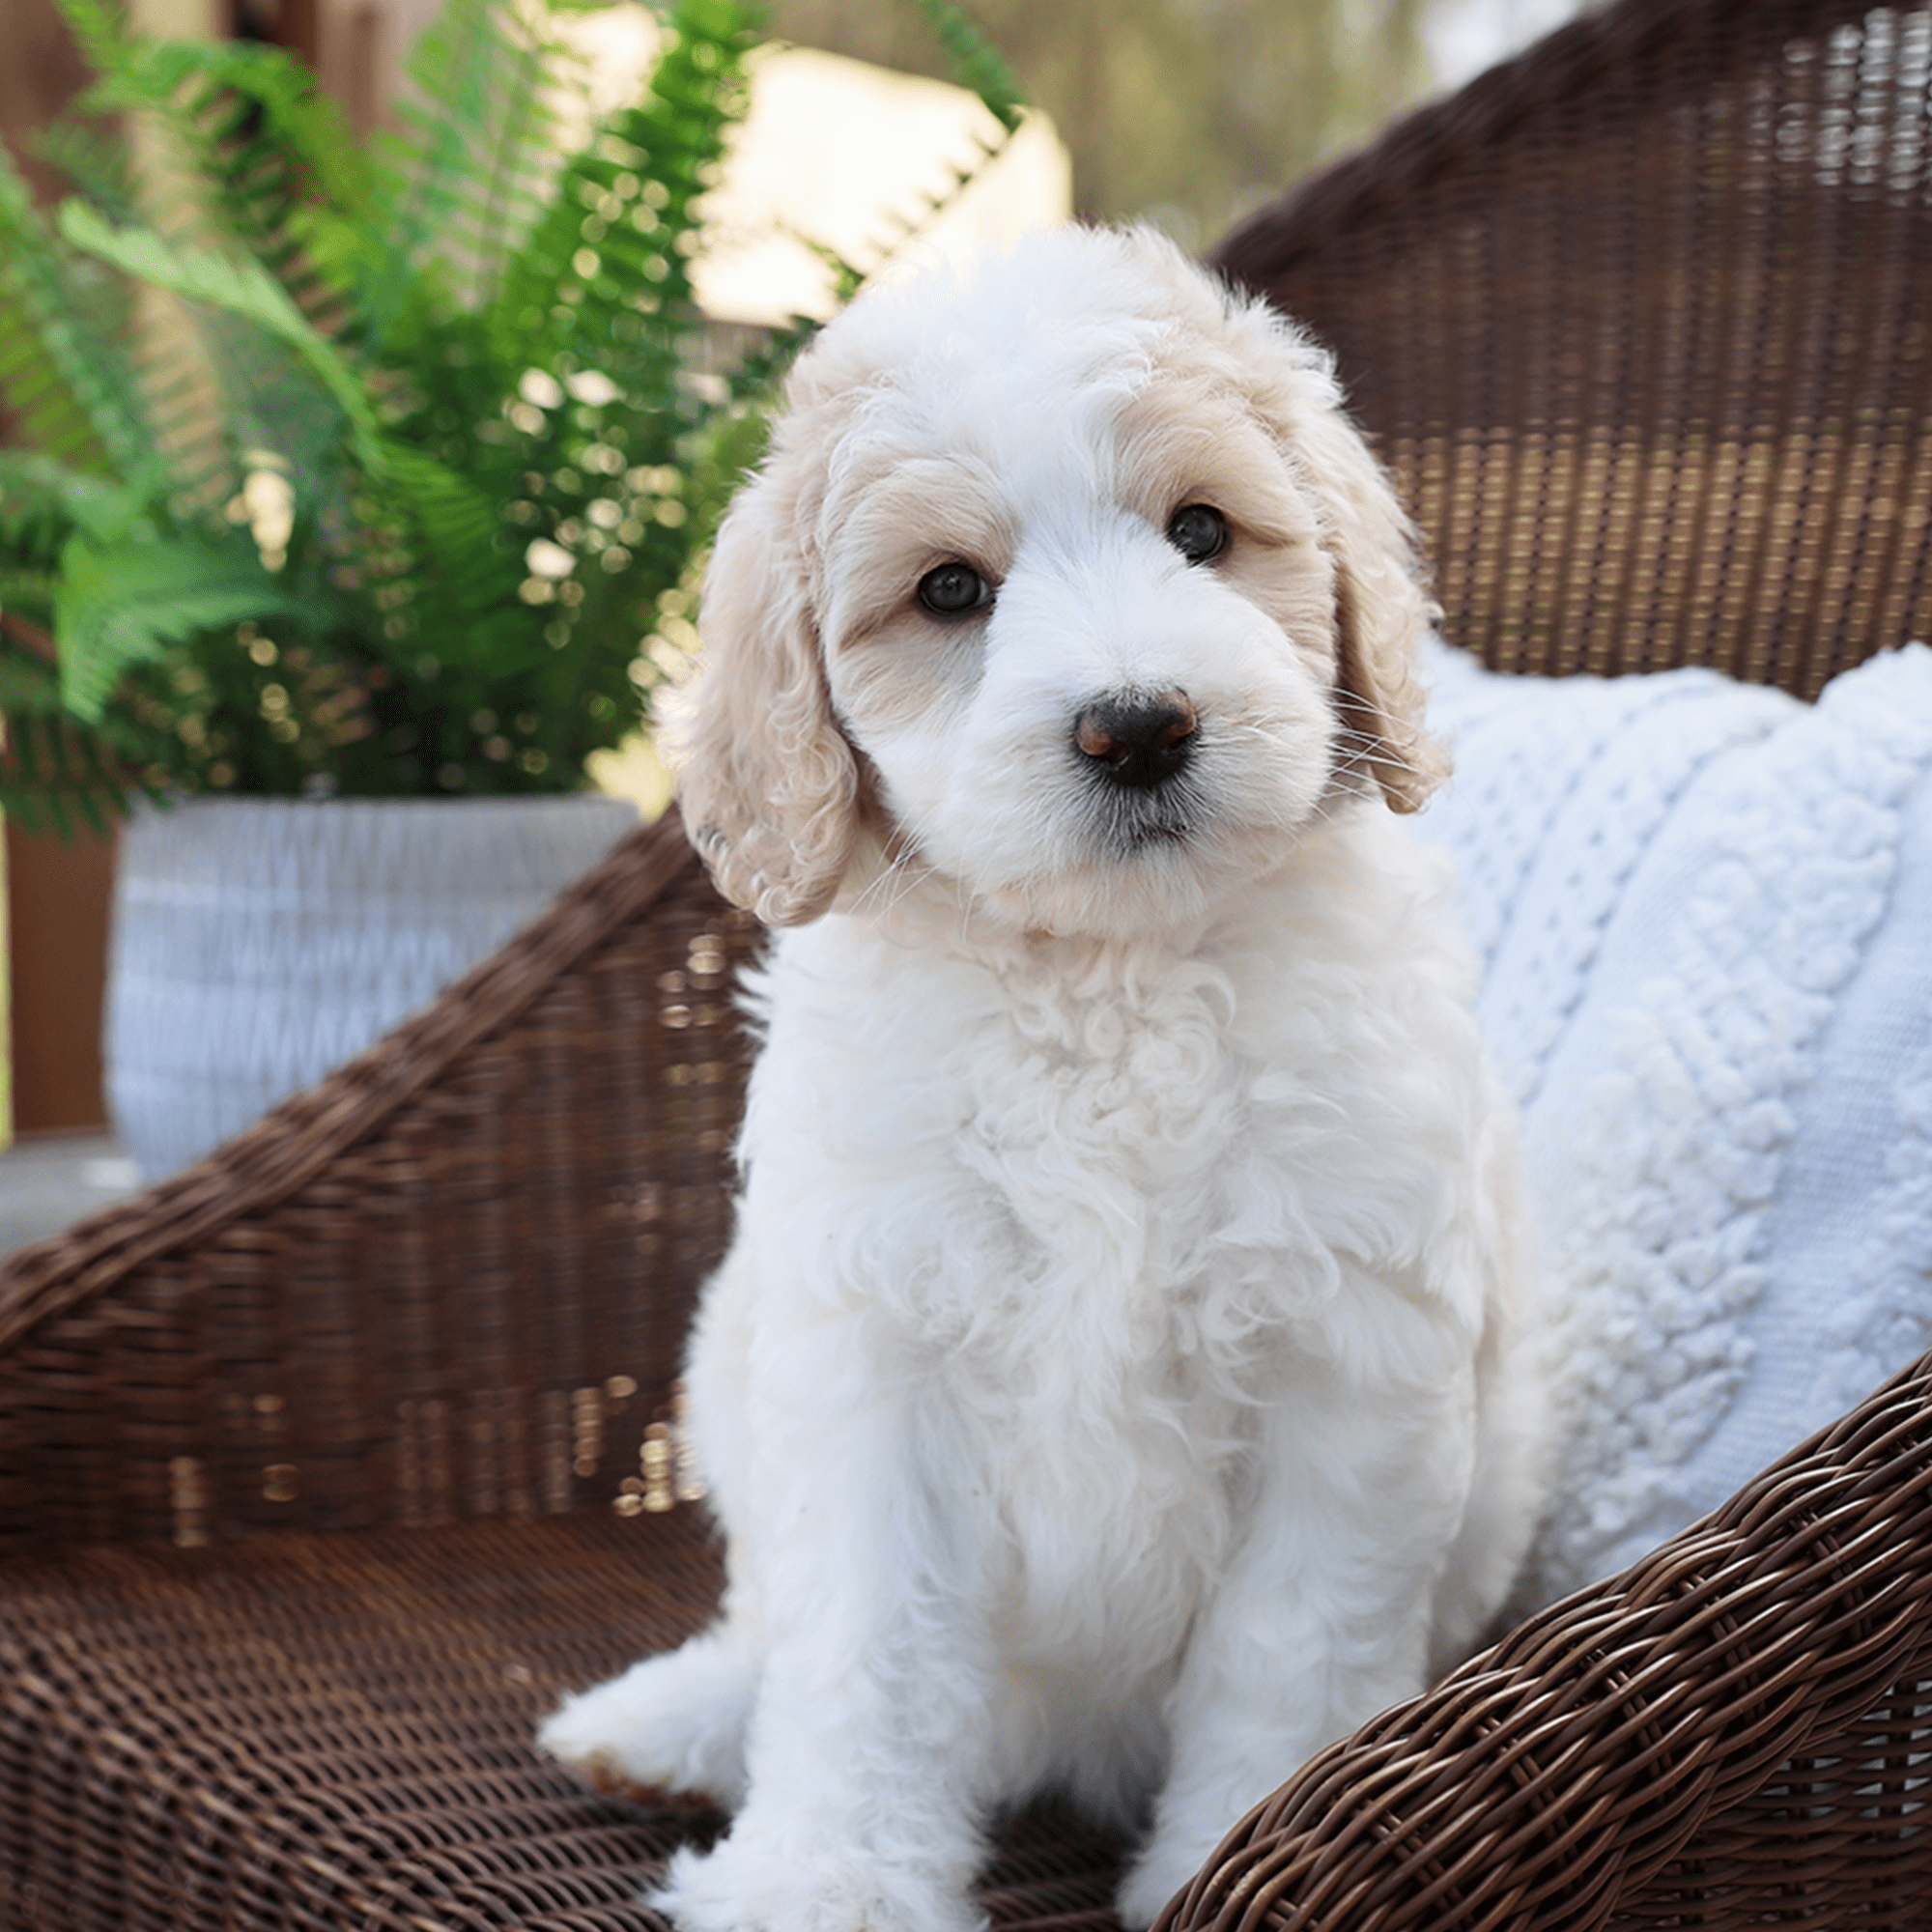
540,225,1546,1932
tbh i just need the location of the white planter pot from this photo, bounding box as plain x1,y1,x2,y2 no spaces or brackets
105,794,639,1179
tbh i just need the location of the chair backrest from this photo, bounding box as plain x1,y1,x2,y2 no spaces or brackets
1211,0,1932,697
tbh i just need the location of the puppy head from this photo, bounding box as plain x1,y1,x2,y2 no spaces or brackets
668,224,1444,936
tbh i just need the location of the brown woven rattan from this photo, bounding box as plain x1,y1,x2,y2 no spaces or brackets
1212,0,1932,697
4,0,1932,1924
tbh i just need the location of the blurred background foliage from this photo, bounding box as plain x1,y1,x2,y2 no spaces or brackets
0,0,1037,830
0,0,1578,834
768,0,1433,251
0,0,766,826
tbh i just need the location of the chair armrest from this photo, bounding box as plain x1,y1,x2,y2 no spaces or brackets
0,814,757,1551
1160,1350,1932,1930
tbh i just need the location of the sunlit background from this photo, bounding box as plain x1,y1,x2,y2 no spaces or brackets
0,0,1589,1180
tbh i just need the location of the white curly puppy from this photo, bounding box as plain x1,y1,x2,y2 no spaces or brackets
541,224,1545,1932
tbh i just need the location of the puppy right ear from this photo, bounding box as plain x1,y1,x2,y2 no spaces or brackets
663,463,860,927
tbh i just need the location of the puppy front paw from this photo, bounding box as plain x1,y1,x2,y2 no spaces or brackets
653,1835,986,1932
538,1632,753,1809
1116,1830,1218,1931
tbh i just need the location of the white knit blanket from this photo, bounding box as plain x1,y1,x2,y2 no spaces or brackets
1415,639,1932,1606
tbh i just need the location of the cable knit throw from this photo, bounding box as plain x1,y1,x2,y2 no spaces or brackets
1416,639,1932,1608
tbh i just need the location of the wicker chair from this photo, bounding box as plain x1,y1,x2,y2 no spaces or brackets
4,0,1931,1924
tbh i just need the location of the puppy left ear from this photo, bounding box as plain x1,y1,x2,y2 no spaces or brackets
1242,307,1448,814
1295,394,1448,813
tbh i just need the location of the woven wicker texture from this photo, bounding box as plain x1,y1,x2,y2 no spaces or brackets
0,1512,1129,1930
5,0,1932,1924
1156,1353,1932,1932
0,813,756,1552
1212,0,1932,696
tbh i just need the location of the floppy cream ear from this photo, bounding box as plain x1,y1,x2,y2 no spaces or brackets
664,461,861,927
1238,302,1447,814
1304,401,1448,813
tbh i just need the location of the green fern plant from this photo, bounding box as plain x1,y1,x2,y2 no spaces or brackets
0,0,1027,833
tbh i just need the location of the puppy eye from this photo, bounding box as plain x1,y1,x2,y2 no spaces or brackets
1166,503,1227,565
917,561,993,618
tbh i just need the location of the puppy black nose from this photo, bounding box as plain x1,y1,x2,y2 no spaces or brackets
1074,691,1198,789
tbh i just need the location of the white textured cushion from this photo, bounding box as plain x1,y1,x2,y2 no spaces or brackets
1416,639,1932,1605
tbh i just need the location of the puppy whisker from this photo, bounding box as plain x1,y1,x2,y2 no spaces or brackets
851,839,940,919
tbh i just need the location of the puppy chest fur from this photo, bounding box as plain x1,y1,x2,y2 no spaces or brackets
694,810,1507,1795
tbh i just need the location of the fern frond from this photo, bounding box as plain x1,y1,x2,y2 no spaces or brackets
490,0,753,406
169,39,372,224
364,0,574,338
31,113,139,223
455,20,570,309
44,7,373,514
49,0,129,106
0,144,152,478
57,0,368,294
0,711,131,836
900,0,1026,133
0,616,169,834
377,440,522,623
58,202,387,476
816,0,1029,297
53,530,312,722
161,44,373,324
382,443,500,550
0,450,144,550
